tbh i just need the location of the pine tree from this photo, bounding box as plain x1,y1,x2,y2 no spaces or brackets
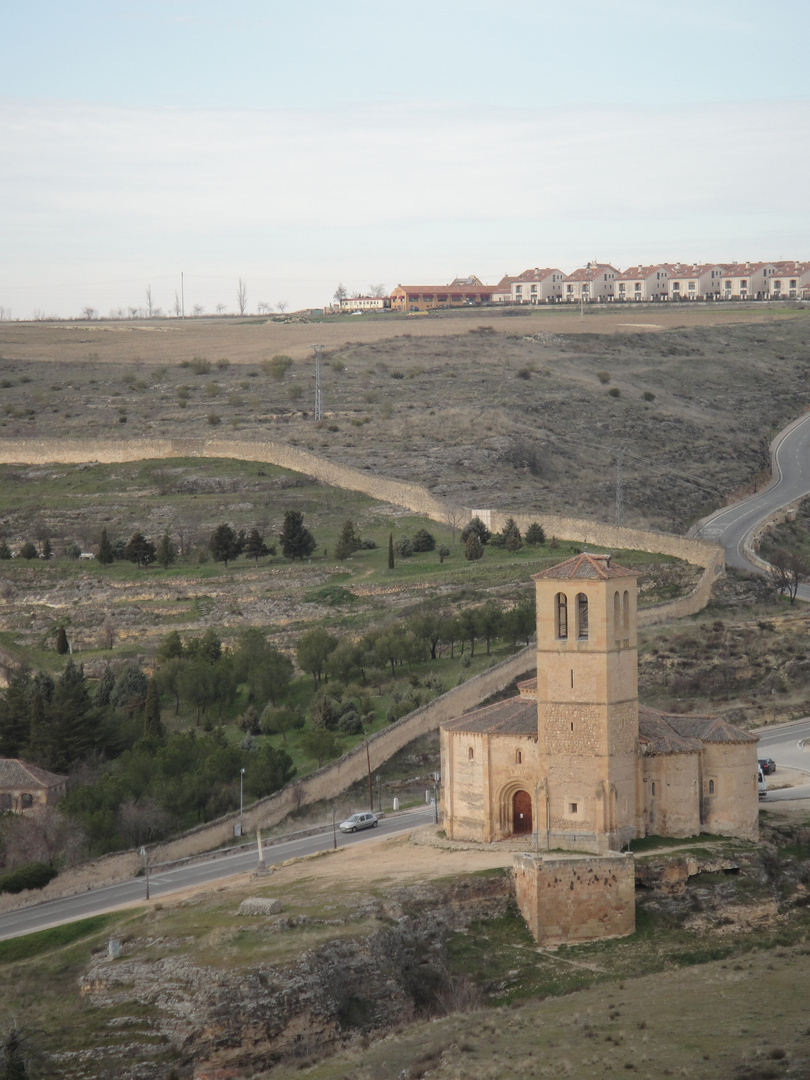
279,511,316,560
97,527,115,565
124,532,156,568
155,531,176,569
0,541,11,560
388,532,395,570
55,626,69,655
335,520,361,560
464,534,484,562
244,527,270,566
95,663,116,707
209,523,241,567
143,678,165,740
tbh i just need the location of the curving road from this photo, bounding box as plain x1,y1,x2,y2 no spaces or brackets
0,806,436,942
757,719,810,802
692,412,810,598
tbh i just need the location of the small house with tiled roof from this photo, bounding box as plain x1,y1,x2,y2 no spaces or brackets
0,758,67,814
440,553,758,851
614,264,671,302
563,263,619,303
389,276,494,312
666,262,726,301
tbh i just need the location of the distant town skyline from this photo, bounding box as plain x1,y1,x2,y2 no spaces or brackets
2,1,809,320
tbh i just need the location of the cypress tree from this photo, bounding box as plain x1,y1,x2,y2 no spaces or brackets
388,532,395,570
143,679,165,740
97,527,115,565
55,626,69,655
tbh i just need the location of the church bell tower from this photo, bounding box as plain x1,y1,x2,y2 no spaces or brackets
532,553,638,853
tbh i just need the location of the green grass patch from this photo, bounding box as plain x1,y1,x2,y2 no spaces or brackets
0,912,122,965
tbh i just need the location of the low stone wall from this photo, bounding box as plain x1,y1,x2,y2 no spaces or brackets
512,851,636,945
637,546,726,628
0,437,719,569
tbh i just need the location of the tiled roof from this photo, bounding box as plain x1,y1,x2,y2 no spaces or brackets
664,714,757,744
442,697,538,736
0,758,66,789
565,264,618,282
517,677,538,699
532,552,636,582
615,265,668,282
515,267,563,282
638,708,702,755
391,282,493,294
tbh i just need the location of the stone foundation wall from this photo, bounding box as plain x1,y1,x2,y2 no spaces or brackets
512,851,635,945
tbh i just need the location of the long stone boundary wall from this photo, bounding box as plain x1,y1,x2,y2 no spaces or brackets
0,437,720,569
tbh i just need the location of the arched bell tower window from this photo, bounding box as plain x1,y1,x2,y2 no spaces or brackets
555,593,568,639
468,746,474,761
515,749,522,765
623,590,630,635
614,590,621,638
576,593,589,639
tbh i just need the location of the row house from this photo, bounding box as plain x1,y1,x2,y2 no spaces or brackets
563,263,619,303
614,264,671,302
768,262,810,300
720,262,778,301
667,263,726,301
389,276,493,312
493,267,566,304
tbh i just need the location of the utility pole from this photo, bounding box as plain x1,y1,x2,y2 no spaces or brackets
365,738,374,811
313,344,323,421
181,272,184,319
615,447,626,527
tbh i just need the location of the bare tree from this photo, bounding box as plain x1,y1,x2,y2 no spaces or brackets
257,301,270,315
0,306,10,321
192,303,204,317
216,302,226,315
277,299,288,313
333,283,348,305
237,278,248,315
145,284,154,318
369,283,386,297
81,306,98,320
128,305,141,319
445,505,465,542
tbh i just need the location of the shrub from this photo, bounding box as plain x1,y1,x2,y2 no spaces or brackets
0,862,58,894
19,541,38,560
608,387,621,398
216,357,230,370
205,381,221,397
642,390,656,401
517,367,532,380
412,528,436,552
438,545,451,563
597,371,611,384
190,356,212,375
207,413,221,426
395,535,415,558
287,383,303,401
262,354,293,380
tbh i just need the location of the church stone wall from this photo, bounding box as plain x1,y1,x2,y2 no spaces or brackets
700,742,759,842
512,852,635,945
637,752,701,838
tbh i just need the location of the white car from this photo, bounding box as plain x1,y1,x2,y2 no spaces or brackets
339,812,378,833
758,768,767,799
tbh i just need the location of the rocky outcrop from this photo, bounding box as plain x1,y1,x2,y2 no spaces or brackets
77,874,514,1079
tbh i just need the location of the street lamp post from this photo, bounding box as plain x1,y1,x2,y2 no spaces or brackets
240,768,245,837
139,846,150,901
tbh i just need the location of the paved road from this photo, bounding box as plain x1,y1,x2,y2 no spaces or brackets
693,412,810,599
757,718,810,802
0,806,436,942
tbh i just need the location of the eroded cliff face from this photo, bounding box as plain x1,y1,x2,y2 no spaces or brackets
76,874,514,1079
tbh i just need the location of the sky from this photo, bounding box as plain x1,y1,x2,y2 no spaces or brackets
1,0,809,319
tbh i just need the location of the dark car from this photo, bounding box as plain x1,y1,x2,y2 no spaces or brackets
339,812,378,833
758,757,776,775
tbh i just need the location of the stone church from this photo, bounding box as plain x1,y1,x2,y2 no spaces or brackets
440,553,759,853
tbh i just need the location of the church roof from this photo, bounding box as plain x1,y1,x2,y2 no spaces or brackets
663,713,758,744
638,708,702,755
442,697,538,736
0,758,66,789
532,552,636,582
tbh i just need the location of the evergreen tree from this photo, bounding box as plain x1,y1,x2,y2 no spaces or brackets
27,690,48,763
525,522,546,546
50,659,94,768
335,519,361,560
110,661,149,716
95,663,115,707
155,531,176,569
244,527,272,566
388,532,395,569
19,542,38,560
143,678,165,740
279,511,316,559
0,666,33,758
464,533,484,562
460,516,491,546
97,527,115,565
124,532,156,568
55,626,69,655
209,523,241,567
412,528,436,552
156,630,184,663
0,541,11,560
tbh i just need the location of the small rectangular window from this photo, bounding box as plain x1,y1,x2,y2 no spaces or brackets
569,802,578,814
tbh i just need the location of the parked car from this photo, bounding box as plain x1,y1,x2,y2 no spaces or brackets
758,768,768,799
339,812,378,833
759,757,776,775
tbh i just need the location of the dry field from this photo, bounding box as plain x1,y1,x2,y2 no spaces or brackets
1,303,809,534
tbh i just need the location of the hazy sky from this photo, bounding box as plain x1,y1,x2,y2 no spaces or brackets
2,0,809,318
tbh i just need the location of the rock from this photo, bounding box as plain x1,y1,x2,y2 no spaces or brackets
237,897,282,916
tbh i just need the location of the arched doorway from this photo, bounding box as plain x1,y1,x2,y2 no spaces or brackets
512,790,532,835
